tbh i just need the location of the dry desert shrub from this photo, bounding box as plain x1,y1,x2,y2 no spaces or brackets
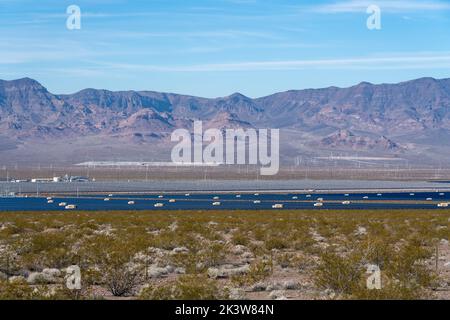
103,263,140,297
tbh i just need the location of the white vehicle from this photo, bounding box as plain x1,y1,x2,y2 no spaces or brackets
377,193,382,196
426,198,433,201
439,193,445,196
437,203,449,207
342,201,351,205
272,204,284,209
108,194,113,197
154,203,164,208
410,193,415,196
212,202,221,206
292,196,298,200
317,197,324,202
169,199,176,203
158,195,163,198
46,197,52,200
314,202,323,207
253,200,261,204
213,196,219,200
254,193,259,196
306,195,312,198
344,194,350,197
58,202,67,207
47,200,54,204
236,195,241,198
65,204,77,210
104,198,110,201
185,193,190,197
128,201,135,205
363,196,369,199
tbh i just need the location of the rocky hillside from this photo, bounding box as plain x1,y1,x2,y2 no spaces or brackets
1,77,450,165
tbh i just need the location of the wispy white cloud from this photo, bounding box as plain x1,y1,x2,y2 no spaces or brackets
0,38,106,64
222,0,258,4
113,30,279,40
86,52,450,72
0,34,322,65
17,52,448,82
310,0,450,13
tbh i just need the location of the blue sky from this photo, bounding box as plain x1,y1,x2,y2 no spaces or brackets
1,0,450,97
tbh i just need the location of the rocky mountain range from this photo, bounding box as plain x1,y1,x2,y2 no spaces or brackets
1,77,450,166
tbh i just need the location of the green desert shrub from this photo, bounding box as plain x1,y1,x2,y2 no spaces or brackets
0,279,36,300
316,240,437,299
231,257,273,286
314,251,363,296
358,238,395,269
139,275,226,300
232,231,249,246
384,242,437,293
265,236,288,250
200,242,227,268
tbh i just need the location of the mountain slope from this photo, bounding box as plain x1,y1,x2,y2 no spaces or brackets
256,78,450,134
1,77,450,165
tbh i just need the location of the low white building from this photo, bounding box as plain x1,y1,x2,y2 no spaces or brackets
31,178,54,183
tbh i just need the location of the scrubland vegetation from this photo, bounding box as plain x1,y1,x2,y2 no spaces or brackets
0,210,449,300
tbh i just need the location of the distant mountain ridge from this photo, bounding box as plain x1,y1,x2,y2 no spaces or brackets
1,77,450,165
